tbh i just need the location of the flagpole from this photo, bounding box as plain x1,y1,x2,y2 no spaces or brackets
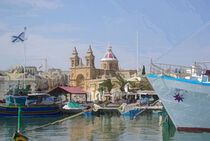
11,27,27,88
23,41,26,89
23,27,26,89
136,31,139,74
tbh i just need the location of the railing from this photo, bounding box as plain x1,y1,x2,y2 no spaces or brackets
150,99,162,106
149,60,202,79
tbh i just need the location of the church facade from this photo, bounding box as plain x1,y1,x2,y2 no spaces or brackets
69,45,136,101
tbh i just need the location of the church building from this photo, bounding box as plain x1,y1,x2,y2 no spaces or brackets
69,45,136,101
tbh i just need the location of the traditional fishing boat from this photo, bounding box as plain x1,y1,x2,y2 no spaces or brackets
0,84,62,117
118,103,143,117
147,61,210,132
0,94,61,117
62,101,84,114
62,101,92,116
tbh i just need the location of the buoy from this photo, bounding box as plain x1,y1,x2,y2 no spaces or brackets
13,131,28,141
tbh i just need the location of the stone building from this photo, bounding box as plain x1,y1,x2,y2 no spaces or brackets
0,65,69,95
69,45,137,101
25,66,38,75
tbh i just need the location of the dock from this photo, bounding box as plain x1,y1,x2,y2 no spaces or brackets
92,105,163,115
61,108,83,115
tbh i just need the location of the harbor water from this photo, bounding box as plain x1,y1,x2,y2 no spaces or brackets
0,112,210,141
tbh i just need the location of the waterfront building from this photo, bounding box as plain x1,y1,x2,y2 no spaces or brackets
69,45,136,101
0,66,69,98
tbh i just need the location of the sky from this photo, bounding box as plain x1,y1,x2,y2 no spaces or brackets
0,0,210,71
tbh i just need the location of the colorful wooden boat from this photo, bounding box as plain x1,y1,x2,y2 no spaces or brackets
119,103,143,117
0,104,61,117
0,94,62,117
62,101,92,117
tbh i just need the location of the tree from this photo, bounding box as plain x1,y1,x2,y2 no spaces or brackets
114,73,127,92
98,84,105,92
98,79,114,93
128,81,140,89
142,65,146,75
139,77,153,90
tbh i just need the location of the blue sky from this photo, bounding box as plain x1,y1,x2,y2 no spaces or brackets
0,0,210,71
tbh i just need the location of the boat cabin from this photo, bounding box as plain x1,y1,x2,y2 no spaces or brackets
126,90,159,105
4,93,56,106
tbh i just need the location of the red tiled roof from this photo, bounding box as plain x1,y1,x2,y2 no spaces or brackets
59,86,87,94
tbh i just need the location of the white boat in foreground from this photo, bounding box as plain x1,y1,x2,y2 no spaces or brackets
147,61,210,132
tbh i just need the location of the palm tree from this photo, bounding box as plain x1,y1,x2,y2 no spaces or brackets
98,79,114,93
128,81,139,89
115,73,127,92
98,84,105,92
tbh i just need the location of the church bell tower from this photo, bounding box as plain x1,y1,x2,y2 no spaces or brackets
70,47,80,68
85,45,95,68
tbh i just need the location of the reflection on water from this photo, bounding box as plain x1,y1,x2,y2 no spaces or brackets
162,114,210,141
162,115,176,141
0,113,210,141
0,113,162,141
0,116,68,141
68,113,162,141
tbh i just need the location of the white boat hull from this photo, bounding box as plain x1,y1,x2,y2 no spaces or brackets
147,75,210,132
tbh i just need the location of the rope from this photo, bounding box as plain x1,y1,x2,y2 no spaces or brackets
22,109,88,133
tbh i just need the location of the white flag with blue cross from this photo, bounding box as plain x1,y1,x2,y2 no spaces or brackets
11,27,26,43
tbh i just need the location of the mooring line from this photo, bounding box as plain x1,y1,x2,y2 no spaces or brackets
22,110,88,133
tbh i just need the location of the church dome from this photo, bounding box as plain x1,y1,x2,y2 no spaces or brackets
101,46,118,61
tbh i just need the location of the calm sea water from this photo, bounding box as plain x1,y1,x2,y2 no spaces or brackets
0,112,210,141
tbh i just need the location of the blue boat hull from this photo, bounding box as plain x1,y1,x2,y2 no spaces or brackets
0,104,62,117
122,109,142,116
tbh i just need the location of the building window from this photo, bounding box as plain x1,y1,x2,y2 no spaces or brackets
72,60,74,67
91,60,94,66
104,64,106,69
86,59,89,66
75,60,79,66
110,63,112,70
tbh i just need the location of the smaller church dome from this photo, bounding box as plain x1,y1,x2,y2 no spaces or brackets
101,46,118,61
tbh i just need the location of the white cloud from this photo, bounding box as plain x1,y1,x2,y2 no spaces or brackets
0,33,73,70
31,24,81,33
0,32,140,71
0,23,10,32
5,0,62,9
16,10,39,18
